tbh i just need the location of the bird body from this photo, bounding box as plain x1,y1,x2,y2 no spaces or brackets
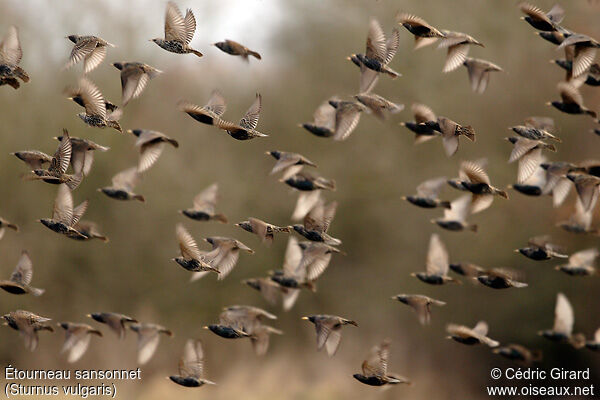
214,39,261,60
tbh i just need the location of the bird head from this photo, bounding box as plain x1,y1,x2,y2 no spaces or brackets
66,35,79,43
112,62,124,70
392,294,409,304
301,316,315,323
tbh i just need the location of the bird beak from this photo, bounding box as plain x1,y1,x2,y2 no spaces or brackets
126,129,133,134
545,102,552,106
301,316,309,320
513,249,520,253
202,326,209,330
429,219,436,224
409,272,417,277
400,196,407,200
86,314,92,318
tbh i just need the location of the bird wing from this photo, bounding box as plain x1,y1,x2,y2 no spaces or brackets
121,68,149,106
472,321,489,336
300,244,333,282
176,223,201,260
359,65,379,94
78,78,107,119
164,2,187,42
180,339,204,379
362,339,390,376
138,142,165,173
553,293,574,336
334,104,362,141
282,236,302,276
292,190,321,221
10,250,33,286
384,28,400,65
62,326,92,363
183,8,196,45
558,82,583,106
206,90,227,116
66,38,97,69
546,4,565,23
443,43,470,73
569,248,598,268
412,103,436,123
313,100,336,130
573,46,597,79
192,183,218,213
416,177,447,199
239,93,262,130
50,132,72,175
426,233,449,276
71,200,89,227
0,26,22,66
271,153,301,175
83,45,106,74
52,184,74,225
365,18,387,62
111,167,139,191
460,160,490,184
136,329,161,365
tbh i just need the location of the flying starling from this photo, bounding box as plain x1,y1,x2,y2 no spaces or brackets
552,58,600,87
99,167,145,202
243,277,299,311
400,103,440,144
493,344,542,365
412,233,460,284
300,99,336,138
213,39,261,60
0,217,18,240
510,122,561,142
266,151,317,180
127,129,179,172
64,35,114,73
508,157,548,197
189,237,254,281
347,18,401,93
2,310,53,351
396,13,445,41
518,3,565,31
446,321,499,347
392,294,446,325
517,235,568,260
328,99,365,141
448,160,508,213
437,31,484,73
476,268,528,289
566,172,600,211
449,262,487,278
0,250,44,296
538,293,585,348
283,172,336,192
557,198,598,234
179,90,226,126
173,223,220,276
267,236,309,296
293,200,341,246
424,116,476,157
402,176,451,209
353,339,410,386
556,33,600,78
88,312,137,339
236,217,291,246
0,26,29,89
462,57,503,94
291,190,322,221
38,184,88,239
539,161,578,207
57,322,102,363
113,62,162,106
151,2,202,57
179,183,227,223
547,82,596,118
555,248,598,276
129,322,173,364
505,137,556,183
354,93,404,120
169,339,216,387
65,78,123,132
53,134,109,177
302,315,357,356
431,194,477,232
12,150,52,171
214,93,268,140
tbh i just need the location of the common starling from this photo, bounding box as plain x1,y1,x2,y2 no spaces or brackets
65,35,114,73
0,26,29,89
235,217,291,246
113,62,162,106
328,99,365,141
354,93,404,120
402,176,451,209
516,235,568,261
448,160,508,213
283,172,336,192
87,312,137,339
292,200,341,245
524,116,556,132
585,329,600,351
11,150,52,171
462,57,503,94
169,339,215,387
189,237,254,281
353,339,410,386
411,233,460,284
129,322,173,364
505,137,556,183
127,129,179,172
446,321,499,347
99,167,145,202
348,18,401,93
214,93,268,140
266,236,307,298
300,99,336,138
493,344,542,365
476,268,528,289
179,90,226,126
437,31,483,73
65,78,123,132
539,161,577,207
552,58,600,86
538,293,585,348
38,184,88,239
510,124,561,142
392,294,446,325
57,322,102,363
266,151,316,181
205,305,282,356
2,310,53,351
556,33,600,78
431,194,477,232
291,190,322,221
547,82,596,118
53,134,109,177
26,130,82,190
508,158,547,197
566,172,600,211
396,13,445,41
557,198,598,234
400,103,440,144
151,2,202,57
0,250,44,296
518,3,565,32
425,116,475,157
555,248,598,276
179,183,227,223
449,262,487,278
173,223,220,275
0,217,19,240
302,315,357,356
243,277,298,311
213,39,261,60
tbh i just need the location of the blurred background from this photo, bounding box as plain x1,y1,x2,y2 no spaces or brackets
0,0,599,399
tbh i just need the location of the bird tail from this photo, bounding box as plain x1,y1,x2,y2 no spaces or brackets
531,350,543,362
189,48,203,58
7,223,19,232
2,78,20,89
459,125,476,141
95,234,110,243
469,224,478,233
214,213,228,224
133,194,145,203
585,109,597,119
383,66,401,79
493,187,509,199
14,67,30,82
569,333,586,349
248,50,262,60
316,178,336,191
439,200,452,209
30,287,45,297
167,138,179,148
